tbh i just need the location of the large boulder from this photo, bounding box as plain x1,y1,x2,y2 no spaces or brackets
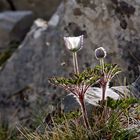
0,0,140,125
1,0,61,19
0,11,34,52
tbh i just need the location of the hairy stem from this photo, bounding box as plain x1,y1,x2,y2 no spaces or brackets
79,96,91,130
101,83,108,122
101,84,107,102
73,52,79,74
100,58,104,73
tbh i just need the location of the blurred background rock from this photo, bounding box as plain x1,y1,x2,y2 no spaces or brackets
0,0,61,19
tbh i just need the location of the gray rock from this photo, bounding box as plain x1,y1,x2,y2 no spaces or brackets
11,0,61,19
0,0,61,19
0,0,140,125
0,11,34,52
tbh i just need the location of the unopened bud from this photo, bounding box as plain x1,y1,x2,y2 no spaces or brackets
95,47,107,60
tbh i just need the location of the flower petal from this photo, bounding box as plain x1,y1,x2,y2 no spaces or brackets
64,35,84,52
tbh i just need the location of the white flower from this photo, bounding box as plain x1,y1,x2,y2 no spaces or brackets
64,35,83,52
95,47,107,60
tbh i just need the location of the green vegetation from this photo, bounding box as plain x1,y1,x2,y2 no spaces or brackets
0,97,139,140
17,98,139,140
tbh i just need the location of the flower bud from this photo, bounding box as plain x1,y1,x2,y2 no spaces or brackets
64,35,83,52
95,47,107,60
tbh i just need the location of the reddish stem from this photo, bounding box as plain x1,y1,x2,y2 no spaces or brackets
102,84,107,102
79,95,91,130
73,52,79,74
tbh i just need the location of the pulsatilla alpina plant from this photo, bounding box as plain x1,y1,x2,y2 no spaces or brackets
49,68,100,129
19,37,140,140
95,47,121,103
49,36,121,130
